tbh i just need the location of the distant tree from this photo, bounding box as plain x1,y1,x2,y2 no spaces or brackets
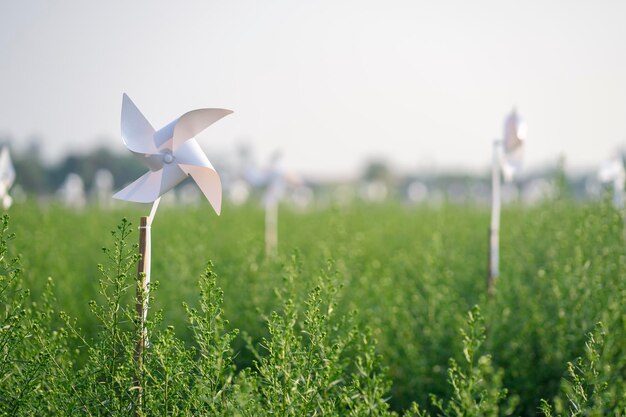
14,141,48,194
363,159,392,183
10,141,146,196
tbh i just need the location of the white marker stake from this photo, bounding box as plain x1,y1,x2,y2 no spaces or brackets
488,140,502,296
261,154,285,258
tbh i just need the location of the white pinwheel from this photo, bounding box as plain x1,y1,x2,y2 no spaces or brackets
0,147,16,210
112,94,233,373
242,151,302,256
501,108,527,182
488,108,527,293
113,94,232,214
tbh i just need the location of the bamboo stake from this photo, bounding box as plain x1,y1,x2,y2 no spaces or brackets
134,216,149,416
133,198,158,416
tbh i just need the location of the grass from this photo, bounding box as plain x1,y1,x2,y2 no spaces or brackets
2,196,626,415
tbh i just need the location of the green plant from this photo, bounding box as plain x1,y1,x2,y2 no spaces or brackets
409,306,515,417
0,214,42,415
4,200,626,415
244,260,394,416
541,323,626,417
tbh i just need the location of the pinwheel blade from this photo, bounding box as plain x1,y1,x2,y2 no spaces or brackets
113,170,164,203
173,138,222,213
173,138,213,168
172,108,233,149
501,156,522,183
503,110,525,155
154,119,177,151
159,163,188,196
179,164,222,215
122,94,158,154
501,109,525,182
138,153,166,172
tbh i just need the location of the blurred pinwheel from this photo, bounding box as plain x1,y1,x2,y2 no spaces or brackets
243,151,302,256
501,108,527,182
489,108,527,292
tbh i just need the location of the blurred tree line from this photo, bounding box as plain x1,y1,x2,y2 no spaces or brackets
5,141,144,195
0,138,583,201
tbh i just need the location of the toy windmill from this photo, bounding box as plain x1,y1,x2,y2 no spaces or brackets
245,151,293,257
488,108,526,295
113,94,232,406
0,147,16,210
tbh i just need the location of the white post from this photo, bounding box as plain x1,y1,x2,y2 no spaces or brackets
488,139,502,296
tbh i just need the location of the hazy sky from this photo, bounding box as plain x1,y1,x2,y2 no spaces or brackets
1,1,625,178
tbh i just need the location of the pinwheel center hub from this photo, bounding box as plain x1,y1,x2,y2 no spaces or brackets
162,151,175,164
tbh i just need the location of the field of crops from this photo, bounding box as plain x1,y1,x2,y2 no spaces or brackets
2,195,626,416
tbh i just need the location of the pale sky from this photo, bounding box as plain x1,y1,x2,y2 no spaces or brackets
1,1,625,178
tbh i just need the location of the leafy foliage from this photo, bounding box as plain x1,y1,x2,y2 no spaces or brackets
1,216,395,415
431,307,509,417
2,198,626,415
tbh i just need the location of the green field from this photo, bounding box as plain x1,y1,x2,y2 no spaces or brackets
2,197,625,416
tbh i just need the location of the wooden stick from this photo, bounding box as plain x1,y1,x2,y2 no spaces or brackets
134,216,149,416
